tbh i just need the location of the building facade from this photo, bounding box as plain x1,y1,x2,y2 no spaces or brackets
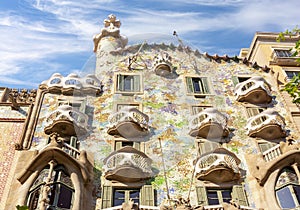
1,15,300,210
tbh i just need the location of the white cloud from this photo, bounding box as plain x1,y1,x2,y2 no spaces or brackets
1,0,300,87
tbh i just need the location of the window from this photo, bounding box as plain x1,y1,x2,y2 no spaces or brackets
196,185,248,206
58,98,86,113
246,107,266,117
116,103,140,111
191,105,212,115
258,142,277,153
114,140,140,151
276,167,300,209
101,185,155,208
285,71,300,80
186,77,210,96
197,140,220,155
207,189,232,205
116,74,141,93
275,49,292,58
114,189,140,206
27,164,74,210
232,76,251,86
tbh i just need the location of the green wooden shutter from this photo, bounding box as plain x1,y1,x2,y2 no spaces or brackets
70,136,78,149
115,141,122,151
133,75,140,92
232,185,248,206
195,186,208,206
140,185,154,206
117,74,124,91
201,78,209,94
79,99,86,113
133,142,140,150
186,77,194,93
232,76,239,86
101,186,113,208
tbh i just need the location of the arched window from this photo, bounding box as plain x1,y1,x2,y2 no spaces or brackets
27,163,74,210
275,166,300,209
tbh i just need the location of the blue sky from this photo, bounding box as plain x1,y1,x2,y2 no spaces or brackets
1,0,300,89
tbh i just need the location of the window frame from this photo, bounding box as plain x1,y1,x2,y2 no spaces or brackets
185,76,212,97
115,73,143,95
113,189,140,206
191,105,212,115
245,106,266,118
27,165,74,210
206,188,232,205
232,75,251,86
114,103,142,112
283,69,300,81
58,98,87,113
275,166,300,209
274,49,293,58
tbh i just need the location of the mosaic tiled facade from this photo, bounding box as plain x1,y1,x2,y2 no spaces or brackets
1,15,300,210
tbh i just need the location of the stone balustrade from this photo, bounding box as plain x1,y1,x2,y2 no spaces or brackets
108,108,149,130
189,108,228,131
234,76,271,97
44,105,88,135
62,142,80,159
245,109,286,139
41,73,102,95
195,153,240,175
103,151,152,174
262,144,282,162
234,76,272,104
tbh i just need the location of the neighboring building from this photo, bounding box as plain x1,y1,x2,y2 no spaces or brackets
1,14,300,210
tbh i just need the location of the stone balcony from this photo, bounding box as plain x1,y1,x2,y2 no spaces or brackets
246,141,300,186
107,108,149,138
44,105,89,136
103,146,156,182
189,108,229,139
40,73,103,95
270,56,300,66
234,76,272,104
245,109,286,140
194,148,241,183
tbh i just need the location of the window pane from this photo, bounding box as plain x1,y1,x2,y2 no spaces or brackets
130,190,140,204
57,185,73,208
207,190,219,205
276,187,296,209
28,188,41,210
193,78,201,93
286,71,299,80
222,190,232,203
293,185,300,204
124,75,133,91
114,191,125,206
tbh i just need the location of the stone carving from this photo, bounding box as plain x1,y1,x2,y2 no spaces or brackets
8,88,37,109
93,14,128,52
40,73,102,95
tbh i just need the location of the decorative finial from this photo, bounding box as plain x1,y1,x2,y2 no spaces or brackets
93,14,128,53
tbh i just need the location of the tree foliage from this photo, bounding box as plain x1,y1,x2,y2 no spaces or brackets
278,27,300,103
16,205,29,210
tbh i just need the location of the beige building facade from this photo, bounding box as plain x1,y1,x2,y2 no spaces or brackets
1,15,300,210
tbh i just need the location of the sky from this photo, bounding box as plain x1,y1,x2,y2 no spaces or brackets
0,0,300,89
